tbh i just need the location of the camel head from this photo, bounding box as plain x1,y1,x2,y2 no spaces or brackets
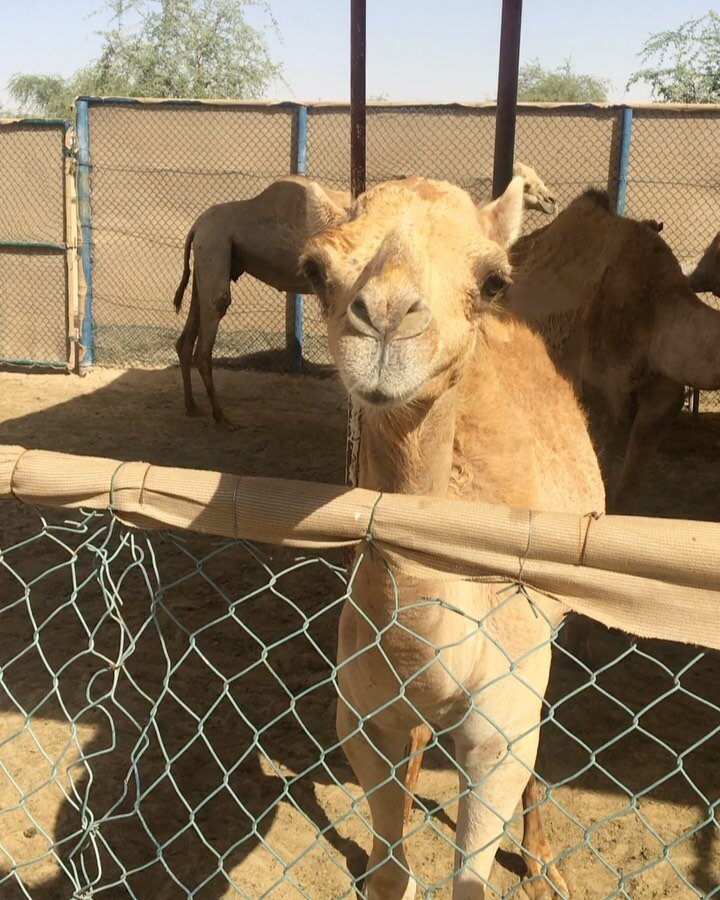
513,161,556,215
300,176,524,408
684,230,720,297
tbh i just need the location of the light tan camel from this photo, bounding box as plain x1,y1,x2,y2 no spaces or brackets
300,176,604,898
173,176,350,428
173,166,554,429
505,190,720,512
683,230,720,297
512,161,557,214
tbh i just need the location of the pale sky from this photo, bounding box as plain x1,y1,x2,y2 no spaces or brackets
0,0,714,110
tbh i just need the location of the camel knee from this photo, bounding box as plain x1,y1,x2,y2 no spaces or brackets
214,290,231,316
194,346,212,376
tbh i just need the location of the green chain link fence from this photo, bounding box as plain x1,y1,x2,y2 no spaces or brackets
1,501,718,898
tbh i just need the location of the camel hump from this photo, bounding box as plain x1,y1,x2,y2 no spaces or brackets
580,188,611,210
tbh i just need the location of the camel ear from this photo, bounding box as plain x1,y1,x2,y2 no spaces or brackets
299,252,326,292
477,175,525,247
299,245,333,308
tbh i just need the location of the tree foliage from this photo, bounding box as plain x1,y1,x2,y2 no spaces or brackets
7,0,281,118
627,11,720,102
517,58,610,103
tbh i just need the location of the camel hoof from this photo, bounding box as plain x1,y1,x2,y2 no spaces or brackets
214,416,237,432
185,404,204,418
522,864,569,899
361,874,417,899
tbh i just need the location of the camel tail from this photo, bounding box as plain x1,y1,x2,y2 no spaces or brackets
173,227,195,312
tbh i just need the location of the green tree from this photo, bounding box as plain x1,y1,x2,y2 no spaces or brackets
7,0,281,118
627,11,720,102
517,58,610,102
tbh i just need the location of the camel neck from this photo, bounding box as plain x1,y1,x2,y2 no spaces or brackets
358,389,457,497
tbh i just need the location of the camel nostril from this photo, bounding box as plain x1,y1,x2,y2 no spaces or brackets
347,295,380,336
394,297,432,340
349,296,373,327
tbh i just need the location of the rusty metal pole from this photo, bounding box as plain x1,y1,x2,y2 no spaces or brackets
492,0,523,199
346,0,367,487
350,0,367,199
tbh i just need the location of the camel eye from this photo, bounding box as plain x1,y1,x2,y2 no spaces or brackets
481,270,509,300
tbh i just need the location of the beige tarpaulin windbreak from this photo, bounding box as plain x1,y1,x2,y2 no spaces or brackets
1,444,719,651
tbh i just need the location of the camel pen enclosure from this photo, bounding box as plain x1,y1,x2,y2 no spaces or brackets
2,92,720,898
2,100,720,405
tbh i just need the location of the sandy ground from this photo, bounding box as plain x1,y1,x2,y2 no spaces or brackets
1,365,719,899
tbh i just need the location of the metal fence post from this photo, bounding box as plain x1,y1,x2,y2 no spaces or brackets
285,105,308,374
346,0,367,490
492,0,523,199
75,98,94,370
615,106,633,215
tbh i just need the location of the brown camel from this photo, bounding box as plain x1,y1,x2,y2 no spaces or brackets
173,165,555,429
300,175,604,897
683,229,720,297
503,190,720,512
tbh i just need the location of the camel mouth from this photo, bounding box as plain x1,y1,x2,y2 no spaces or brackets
353,386,417,408
526,195,556,216
537,198,556,215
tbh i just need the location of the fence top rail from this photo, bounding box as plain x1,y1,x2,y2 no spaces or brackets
1,443,719,651
0,117,69,129
73,96,720,114
75,96,302,111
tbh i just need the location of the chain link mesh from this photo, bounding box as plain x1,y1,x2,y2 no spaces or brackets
0,121,68,367
1,503,718,898
87,100,720,396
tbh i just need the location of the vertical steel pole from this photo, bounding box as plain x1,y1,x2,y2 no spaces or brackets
286,104,308,373
75,99,94,370
350,0,367,199
346,0,367,488
615,107,633,215
492,0,523,199
691,388,701,419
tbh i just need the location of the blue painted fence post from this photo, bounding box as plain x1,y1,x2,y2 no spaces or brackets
75,98,94,369
286,105,308,373
615,106,633,215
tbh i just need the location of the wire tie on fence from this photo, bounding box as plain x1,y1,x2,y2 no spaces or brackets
138,463,152,507
232,476,240,541
109,461,133,515
8,447,30,500
364,492,384,560
578,510,602,566
518,509,539,617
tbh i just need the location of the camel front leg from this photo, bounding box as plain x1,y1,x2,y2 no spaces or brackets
610,375,685,513
452,730,539,900
337,699,417,900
